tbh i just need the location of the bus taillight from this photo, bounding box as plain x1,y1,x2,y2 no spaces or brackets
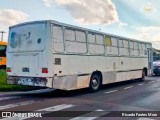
42,68,48,73
7,67,11,72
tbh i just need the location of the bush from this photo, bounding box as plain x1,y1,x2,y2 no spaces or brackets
0,70,28,91
0,70,6,84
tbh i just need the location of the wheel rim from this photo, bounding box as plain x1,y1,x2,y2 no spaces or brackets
91,77,99,90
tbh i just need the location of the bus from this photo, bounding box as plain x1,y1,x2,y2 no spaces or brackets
0,41,7,69
7,20,153,92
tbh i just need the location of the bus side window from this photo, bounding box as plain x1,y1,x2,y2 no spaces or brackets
105,36,112,46
142,43,147,56
119,39,124,48
53,25,64,52
88,33,96,44
65,28,76,53
119,39,129,56
66,29,87,54
139,43,144,56
105,36,118,55
75,30,87,53
111,37,118,47
88,33,104,55
0,45,7,57
96,34,104,54
123,40,129,48
134,42,139,56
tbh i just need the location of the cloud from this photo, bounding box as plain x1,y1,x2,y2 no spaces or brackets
0,9,28,27
134,26,160,49
0,9,28,41
118,22,128,27
43,0,55,7
43,0,119,24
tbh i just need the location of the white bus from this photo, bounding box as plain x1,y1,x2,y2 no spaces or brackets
7,20,153,92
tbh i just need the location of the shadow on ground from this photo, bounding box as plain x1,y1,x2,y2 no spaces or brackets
17,79,143,98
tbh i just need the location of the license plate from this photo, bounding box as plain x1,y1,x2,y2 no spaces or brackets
18,78,33,85
22,67,29,72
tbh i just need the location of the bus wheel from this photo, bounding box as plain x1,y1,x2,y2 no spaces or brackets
89,73,101,92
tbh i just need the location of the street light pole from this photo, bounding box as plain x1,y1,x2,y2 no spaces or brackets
0,31,6,41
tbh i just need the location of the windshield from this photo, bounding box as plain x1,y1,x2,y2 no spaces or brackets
0,45,6,52
0,45,6,57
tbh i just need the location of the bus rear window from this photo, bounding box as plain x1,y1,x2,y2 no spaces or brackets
8,23,45,52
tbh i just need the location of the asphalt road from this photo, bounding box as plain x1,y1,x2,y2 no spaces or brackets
0,76,160,120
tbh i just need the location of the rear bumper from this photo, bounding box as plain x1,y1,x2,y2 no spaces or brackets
7,74,90,90
7,76,53,88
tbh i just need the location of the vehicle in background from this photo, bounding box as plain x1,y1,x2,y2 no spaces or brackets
7,20,153,92
0,41,7,69
153,56,160,61
153,60,160,75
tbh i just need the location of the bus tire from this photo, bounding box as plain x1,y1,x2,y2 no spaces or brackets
139,70,146,82
89,73,101,92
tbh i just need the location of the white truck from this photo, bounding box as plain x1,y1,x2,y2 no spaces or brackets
7,20,153,92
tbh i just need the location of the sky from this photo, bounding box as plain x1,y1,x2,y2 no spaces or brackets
0,0,160,49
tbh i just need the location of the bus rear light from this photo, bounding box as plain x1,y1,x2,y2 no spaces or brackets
7,67,12,72
42,68,48,73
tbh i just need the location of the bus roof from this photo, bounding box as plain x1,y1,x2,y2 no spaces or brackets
9,20,152,45
0,41,7,46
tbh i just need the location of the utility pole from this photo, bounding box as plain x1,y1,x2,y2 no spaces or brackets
0,31,5,41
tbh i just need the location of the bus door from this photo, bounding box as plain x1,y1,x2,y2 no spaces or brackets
148,49,153,75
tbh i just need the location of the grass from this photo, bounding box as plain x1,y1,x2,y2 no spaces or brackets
0,70,29,91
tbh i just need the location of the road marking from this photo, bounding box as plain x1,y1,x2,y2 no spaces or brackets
0,96,21,101
37,104,75,112
148,81,155,83
138,83,144,86
124,86,133,89
70,117,97,120
1,104,75,120
0,100,34,110
96,109,104,111
105,90,118,94
137,118,155,120
70,109,107,120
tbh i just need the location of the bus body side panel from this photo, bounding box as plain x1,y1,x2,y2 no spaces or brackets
51,22,152,90
52,54,90,90
52,55,148,90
